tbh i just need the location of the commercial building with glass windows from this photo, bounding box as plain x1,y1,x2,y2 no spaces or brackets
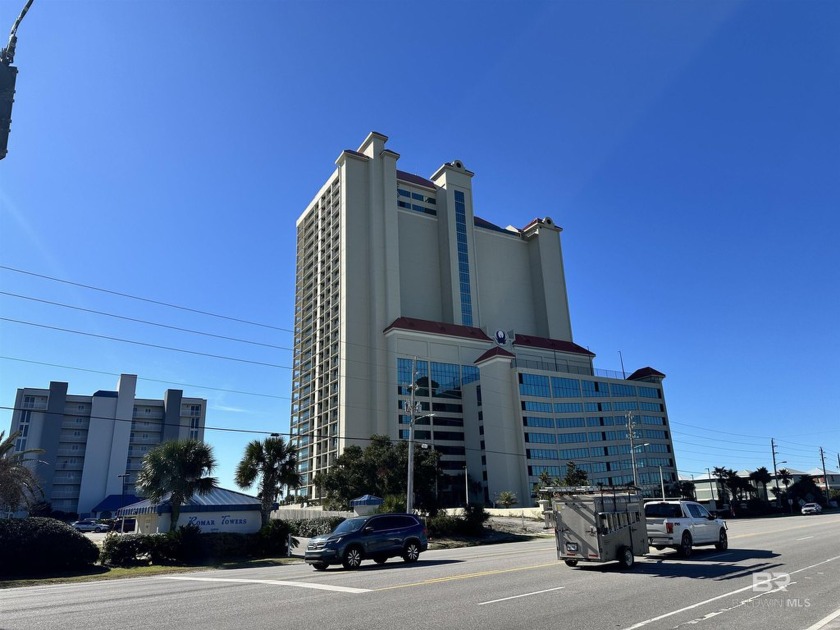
290,132,677,505
8,374,206,517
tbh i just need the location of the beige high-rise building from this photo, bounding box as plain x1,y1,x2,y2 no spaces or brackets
290,132,676,505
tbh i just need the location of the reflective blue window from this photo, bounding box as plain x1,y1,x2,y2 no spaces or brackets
551,377,580,398
519,373,551,397
581,380,609,397
454,190,473,326
523,416,554,428
525,432,556,444
638,386,661,399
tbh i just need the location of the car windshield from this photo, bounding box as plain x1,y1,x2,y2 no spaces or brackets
332,517,367,535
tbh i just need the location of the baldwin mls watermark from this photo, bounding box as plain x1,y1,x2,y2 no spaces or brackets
749,572,811,608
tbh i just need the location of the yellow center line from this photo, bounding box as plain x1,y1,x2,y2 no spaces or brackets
375,562,560,590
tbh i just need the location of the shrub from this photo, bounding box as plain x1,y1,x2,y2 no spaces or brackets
0,517,99,575
255,519,292,557
426,512,460,537
284,516,345,537
425,505,489,538
100,533,156,567
459,503,490,537
379,495,406,514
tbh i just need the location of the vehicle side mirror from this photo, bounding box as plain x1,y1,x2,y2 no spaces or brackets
707,514,716,520
364,526,374,534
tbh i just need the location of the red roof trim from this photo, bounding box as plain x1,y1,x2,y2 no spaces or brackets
475,347,515,364
627,367,666,380
384,317,492,341
396,170,437,190
512,334,595,356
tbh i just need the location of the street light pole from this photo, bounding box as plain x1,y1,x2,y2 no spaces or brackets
706,467,716,504
627,412,640,487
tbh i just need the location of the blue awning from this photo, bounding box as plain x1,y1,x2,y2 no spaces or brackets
350,495,383,506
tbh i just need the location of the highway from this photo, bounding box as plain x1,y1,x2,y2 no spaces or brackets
2,513,839,630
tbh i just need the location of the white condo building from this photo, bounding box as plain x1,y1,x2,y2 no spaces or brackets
290,132,677,506
9,374,206,516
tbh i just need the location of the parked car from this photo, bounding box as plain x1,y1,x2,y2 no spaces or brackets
801,503,822,515
71,518,111,533
305,513,428,570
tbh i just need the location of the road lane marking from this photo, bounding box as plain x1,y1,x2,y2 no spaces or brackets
796,536,815,541
159,576,370,593
700,552,734,561
375,562,559,591
479,586,565,605
619,554,840,630
805,606,840,630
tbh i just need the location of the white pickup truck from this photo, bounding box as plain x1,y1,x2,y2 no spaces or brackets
644,500,728,557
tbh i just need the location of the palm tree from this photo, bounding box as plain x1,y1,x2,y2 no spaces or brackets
777,468,793,511
711,466,730,504
136,439,218,532
235,436,301,527
0,430,44,515
749,467,773,501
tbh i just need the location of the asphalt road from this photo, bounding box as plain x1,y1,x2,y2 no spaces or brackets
2,513,839,630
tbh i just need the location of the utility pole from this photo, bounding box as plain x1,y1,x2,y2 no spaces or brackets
627,412,638,487
820,447,830,496
706,467,716,504
405,357,434,513
406,357,420,514
0,0,34,160
771,438,781,507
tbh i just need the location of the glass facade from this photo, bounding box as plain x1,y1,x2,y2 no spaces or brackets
454,190,473,326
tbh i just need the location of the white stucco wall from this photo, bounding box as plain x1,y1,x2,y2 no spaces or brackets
139,510,262,534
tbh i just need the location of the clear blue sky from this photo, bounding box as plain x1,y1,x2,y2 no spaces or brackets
1,0,838,493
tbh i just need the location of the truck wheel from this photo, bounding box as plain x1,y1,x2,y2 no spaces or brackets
677,532,693,558
617,546,635,569
564,559,578,567
342,546,363,570
715,529,728,551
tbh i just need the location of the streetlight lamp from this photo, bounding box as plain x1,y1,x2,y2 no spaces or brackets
117,473,129,533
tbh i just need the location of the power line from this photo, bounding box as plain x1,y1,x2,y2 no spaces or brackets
0,356,289,400
0,291,292,350
0,317,289,369
0,264,292,332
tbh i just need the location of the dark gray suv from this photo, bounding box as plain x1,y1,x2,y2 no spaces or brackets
305,513,428,570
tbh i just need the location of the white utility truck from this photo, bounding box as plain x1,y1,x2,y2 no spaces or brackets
544,486,648,569
644,499,728,557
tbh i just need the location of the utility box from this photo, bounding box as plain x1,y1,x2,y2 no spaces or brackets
544,486,648,569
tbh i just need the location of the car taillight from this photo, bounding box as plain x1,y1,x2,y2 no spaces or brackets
666,523,674,534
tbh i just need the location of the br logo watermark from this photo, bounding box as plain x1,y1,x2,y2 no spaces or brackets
752,572,790,592
750,572,810,608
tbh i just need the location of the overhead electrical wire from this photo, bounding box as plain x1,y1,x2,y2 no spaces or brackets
0,264,292,332
0,317,288,369
0,291,291,350
2,266,835,466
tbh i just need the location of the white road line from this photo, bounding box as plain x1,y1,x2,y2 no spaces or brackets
701,552,735,561
796,536,815,541
478,586,565,605
159,576,370,594
620,554,840,630
805,607,840,630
